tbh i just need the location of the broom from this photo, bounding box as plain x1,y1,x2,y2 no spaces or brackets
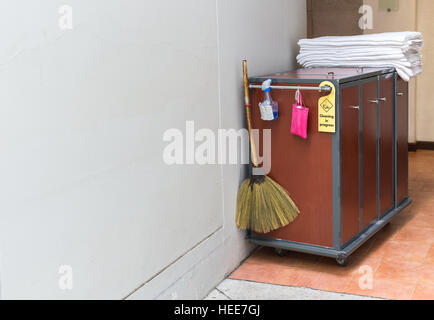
235,60,300,234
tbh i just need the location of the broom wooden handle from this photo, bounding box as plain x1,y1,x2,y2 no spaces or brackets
243,60,259,167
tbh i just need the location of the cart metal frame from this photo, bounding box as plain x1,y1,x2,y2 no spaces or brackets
247,68,412,265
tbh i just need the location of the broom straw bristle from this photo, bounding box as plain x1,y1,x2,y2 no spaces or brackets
236,176,300,234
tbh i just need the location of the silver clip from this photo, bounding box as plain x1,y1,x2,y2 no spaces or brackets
295,89,300,103
295,89,302,108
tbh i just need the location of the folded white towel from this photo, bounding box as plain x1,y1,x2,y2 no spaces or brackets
299,32,422,46
300,42,422,53
302,61,421,81
297,51,421,61
297,54,422,68
299,46,420,57
297,32,423,81
300,31,421,41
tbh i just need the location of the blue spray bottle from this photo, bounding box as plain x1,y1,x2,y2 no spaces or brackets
259,79,278,121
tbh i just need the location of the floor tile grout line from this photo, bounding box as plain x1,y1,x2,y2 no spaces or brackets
409,282,418,300
215,288,232,300
228,278,386,300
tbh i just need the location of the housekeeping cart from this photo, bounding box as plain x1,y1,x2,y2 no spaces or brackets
247,67,411,266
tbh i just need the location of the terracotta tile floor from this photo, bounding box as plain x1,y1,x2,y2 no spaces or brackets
230,150,434,300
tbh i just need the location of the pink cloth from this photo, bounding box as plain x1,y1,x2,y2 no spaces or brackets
290,92,309,139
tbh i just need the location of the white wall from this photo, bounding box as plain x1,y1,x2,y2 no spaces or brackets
363,0,418,143
0,0,306,299
415,0,434,142
363,0,434,143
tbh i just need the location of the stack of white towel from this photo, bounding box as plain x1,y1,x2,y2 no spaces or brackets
297,32,423,81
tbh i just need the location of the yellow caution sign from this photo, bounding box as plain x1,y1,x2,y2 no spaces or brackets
318,81,336,133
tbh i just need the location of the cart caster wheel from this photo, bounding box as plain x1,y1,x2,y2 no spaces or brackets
274,248,288,257
336,254,349,267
